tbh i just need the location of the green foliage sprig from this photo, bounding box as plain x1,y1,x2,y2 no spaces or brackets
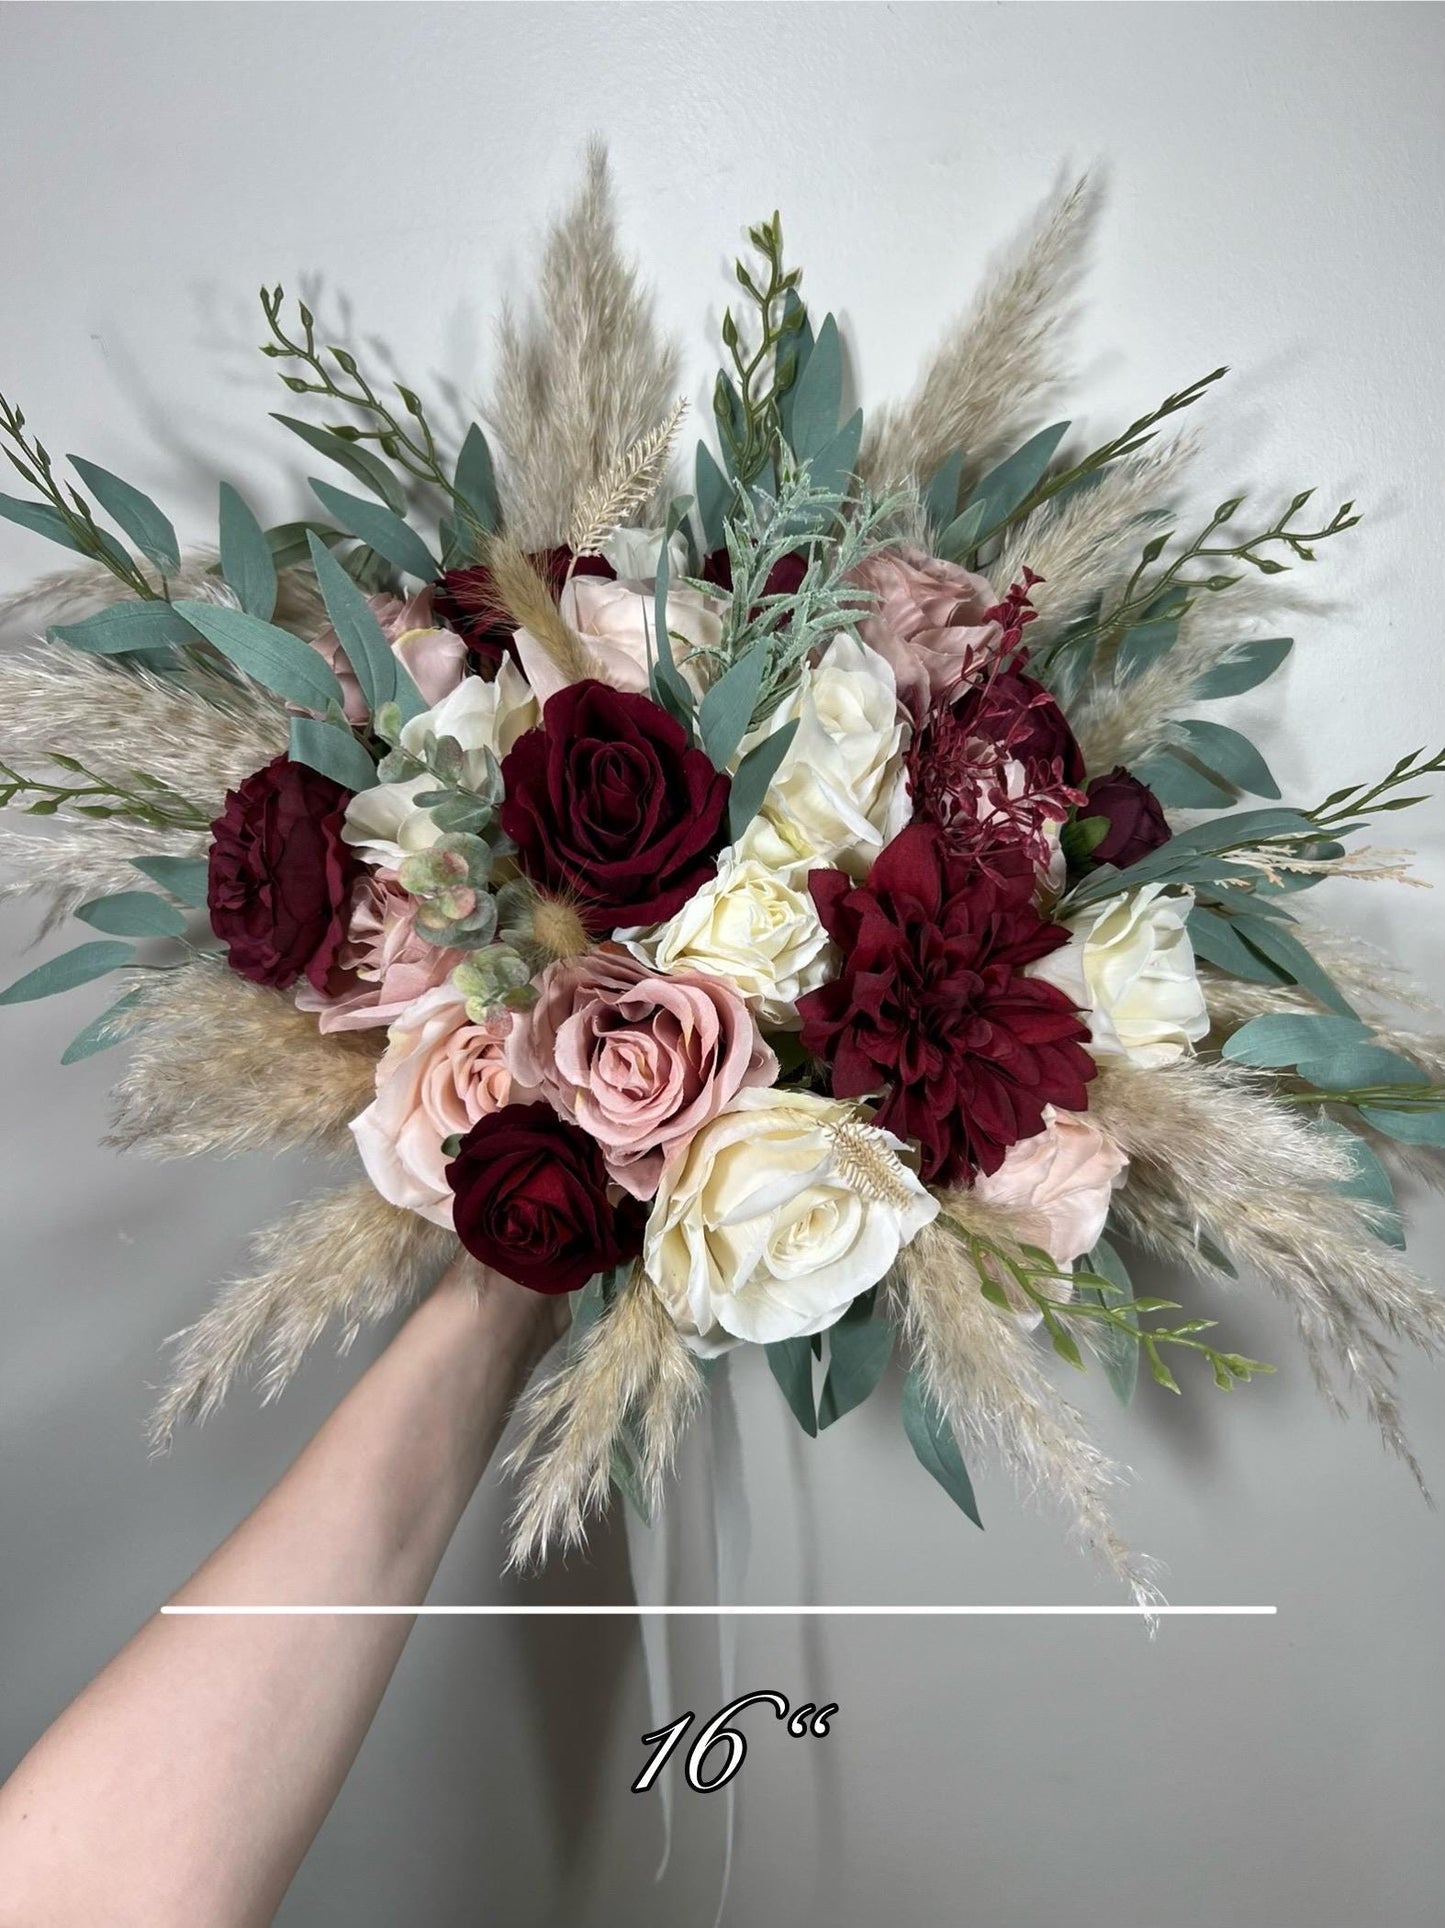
0,395,157,599
713,215,807,487
0,754,210,832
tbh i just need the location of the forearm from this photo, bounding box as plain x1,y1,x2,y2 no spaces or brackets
0,1262,554,1928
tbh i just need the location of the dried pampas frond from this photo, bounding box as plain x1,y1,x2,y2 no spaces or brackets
0,642,287,812
504,1270,704,1568
482,534,594,683
0,818,207,929
108,960,381,1161
859,174,1097,493
568,398,687,556
0,550,324,642
489,142,681,549
149,1183,457,1449
895,1213,1158,1600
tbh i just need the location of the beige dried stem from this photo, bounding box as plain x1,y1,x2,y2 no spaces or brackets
149,1182,457,1449
568,398,687,557
859,173,1098,494
482,534,595,684
504,1270,703,1568
108,959,382,1161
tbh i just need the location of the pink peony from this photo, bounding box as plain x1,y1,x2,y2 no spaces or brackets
350,983,514,1226
850,546,1003,708
308,587,468,726
971,1105,1128,1285
506,947,777,1198
296,869,462,1033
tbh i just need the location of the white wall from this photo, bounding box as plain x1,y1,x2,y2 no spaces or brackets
2,5,1443,1925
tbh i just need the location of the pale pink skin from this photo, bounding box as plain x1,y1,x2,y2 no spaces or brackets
350,983,513,1227
307,588,468,726
296,870,462,1033
507,948,778,1199
972,1105,1129,1284
850,546,1002,708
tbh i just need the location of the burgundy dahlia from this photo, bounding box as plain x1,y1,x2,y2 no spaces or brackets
446,1102,646,1295
1083,766,1172,870
498,680,731,932
207,756,357,992
434,548,615,671
797,823,1095,1185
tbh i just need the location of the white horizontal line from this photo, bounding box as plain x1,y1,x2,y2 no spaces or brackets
161,1603,1277,1618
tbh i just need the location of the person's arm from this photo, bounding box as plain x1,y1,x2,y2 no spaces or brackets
0,1257,562,1928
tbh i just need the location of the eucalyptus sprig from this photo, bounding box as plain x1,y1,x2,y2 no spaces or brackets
1280,1083,1445,1112
0,754,210,832
713,214,807,487
0,395,156,600
1309,746,1445,835
941,1216,1273,1394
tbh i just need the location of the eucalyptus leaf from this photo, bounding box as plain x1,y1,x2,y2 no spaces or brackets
1078,1236,1138,1406
818,1306,893,1428
264,519,348,573
307,530,425,720
1172,719,1280,799
0,940,136,1006
807,409,863,501
1296,1043,1429,1092
694,442,731,554
1132,748,1236,809
130,855,211,907
765,1336,817,1436
787,312,842,460
966,421,1069,538
74,890,186,939
272,415,408,514
1193,637,1293,699
51,601,199,657
1114,619,1179,683
309,478,438,582
1234,916,1355,1016
173,599,345,713
1189,906,1293,984
1359,1104,1445,1148
1312,1119,1404,1248
922,451,966,534
453,423,500,536
728,719,797,843
0,491,89,556
69,457,180,573
60,988,144,1065
288,716,377,794
1222,1013,1372,1067
900,1369,982,1528
699,644,768,770
217,482,278,621
935,499,987,564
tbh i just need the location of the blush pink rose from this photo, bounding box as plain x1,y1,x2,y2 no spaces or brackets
513,575,723,705
308,587,468,726
295,869,462,1033
350,983,513,1225
850,547,1003,707
506,948,777,1198
972,1105,1128,1294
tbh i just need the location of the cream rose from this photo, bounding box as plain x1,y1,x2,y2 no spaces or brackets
350,983,512,1226
1028,883,1209,1067
734,631,910,878
972,1106,1128,1275
341,659,537,868
620,847,838,1029
514,573,724,705
645,1089,938,1355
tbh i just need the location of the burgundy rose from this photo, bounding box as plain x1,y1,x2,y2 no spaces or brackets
435,548,615,671
499,680,731,932
446,1101,646,1295
797,822,1095,1185
1083,766,1172,870
207,756,357,992
948,666,1086,787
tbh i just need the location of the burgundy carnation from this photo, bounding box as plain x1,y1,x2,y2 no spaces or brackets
797,823,1095,1185
435,548,614,671
445,1101,645,1295
207,756,357,992
499,680,731,932
1083,766,1172,870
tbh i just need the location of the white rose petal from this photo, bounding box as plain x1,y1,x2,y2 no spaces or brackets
1028,882,1209,1068
735,631,910,878
645,1088,938,1356
342,774,445,870
600,525,690,580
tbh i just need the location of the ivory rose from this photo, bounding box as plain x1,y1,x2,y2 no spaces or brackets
620,847,837,1028
295,868,462,1032
506,949,776,1198
972,1106,1128,1272
645,1089,938,1355
308,588,468,726
1027,882,1210,1067
350,983,513,1225
734,631,910,878
850,546,1002,706
514,572,724,704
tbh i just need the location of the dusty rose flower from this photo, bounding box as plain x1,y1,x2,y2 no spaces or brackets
308,588,468,725
513,574,723,705
506,948,777,1198
971,1106,1128,1275
350,983,513,1225
296,869,462,1033
850,546,1003,706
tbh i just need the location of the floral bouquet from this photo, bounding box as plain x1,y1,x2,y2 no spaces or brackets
3,153,1442,1590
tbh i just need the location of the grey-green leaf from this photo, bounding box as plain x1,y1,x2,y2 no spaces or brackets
727,719,797,843
69,457,180,573
818,1311,893,1428
1359,1104,1445,1148
453,423,500,536
0,492,89,555
901,1368,982,1528
74,890,187,939
1172,719,1281,799
1296,1042,1429,1092
1222,1013,1372,1068
173,599,345,713
1193,637,1293,699
1233,916,1355,1017
808,409,863,501
131,855,211,907
0,940,136,1006
309,478,438,581
272,415,407,514
699,644,769,770
51,600,199,656
1114,619,1180,683
694,442,731,554
306,529,427,720
922,450,966,533
966,421,1069,538
217,482,278,620
765,1336,817,1436
1312,1119,1404,1248
60,988,144,1065
1079,1236,1138,1406
935,499,987,564
288,716,377,794
1132,748,1236,809
788,312,842,461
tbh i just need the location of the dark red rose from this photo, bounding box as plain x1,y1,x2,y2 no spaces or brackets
435,548,615,671
797,822,1095,1185
446,1101,645,1295
1083,766,1172,870
499,680,731,932
948,666,1086,787
701,547,808,602
207,756,357,992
